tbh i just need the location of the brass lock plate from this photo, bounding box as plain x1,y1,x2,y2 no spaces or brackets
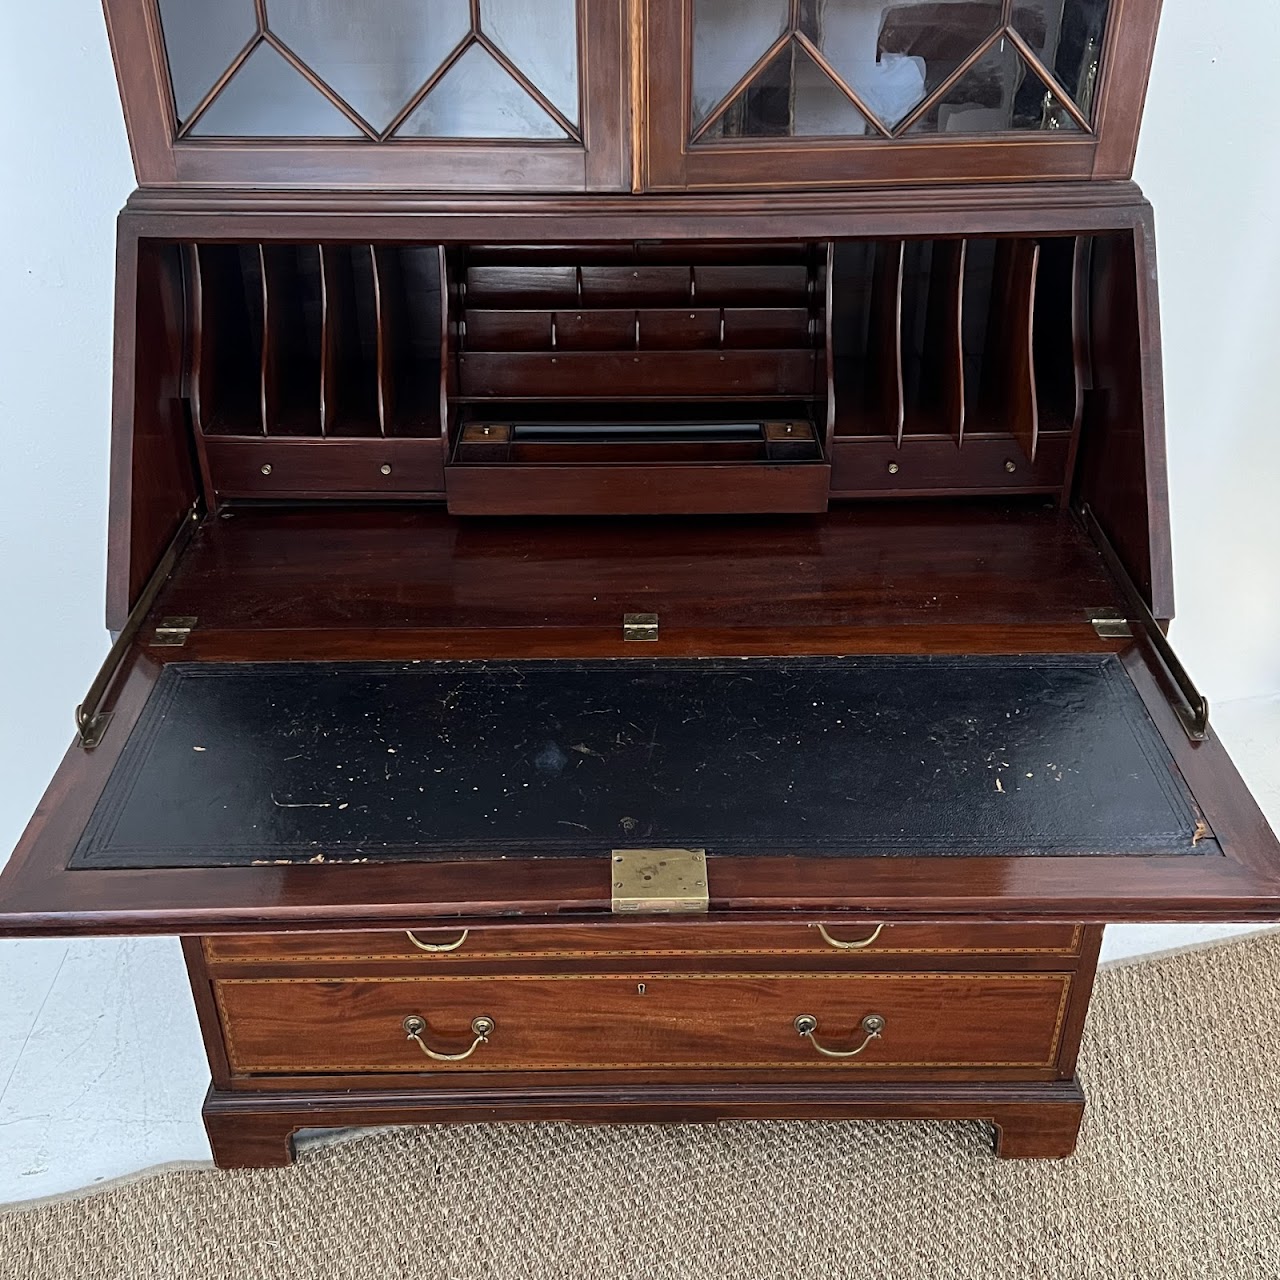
611,848,709,914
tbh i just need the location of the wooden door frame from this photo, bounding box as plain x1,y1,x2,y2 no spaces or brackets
103,0,630,191
636,0,1162,191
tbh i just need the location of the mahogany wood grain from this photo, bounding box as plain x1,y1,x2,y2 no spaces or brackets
913,239,966,443
976,239,1040,461
1032,237,1086,437
102,0,1159,195
260,243,324,437
830,434,1070,498
172,624,1113,662
1059,236,1091,509
211,971,1074,1075
1052,925,1103,1079
203,437,445,499
456,349,820,401
154,503,1122,635
319,244,381,438
182,935,235,1090
871,241,906,442
4,627,1279,937
199,1080,1087,1167
102,0,629,192
1090,0,1166,180
445,460,830,515
106,235,201,629
37,0,1212,1173
1073,223,1173,617
201,922,1086,967
640,0,1095,192
121,184,1154,235
191,243,264,437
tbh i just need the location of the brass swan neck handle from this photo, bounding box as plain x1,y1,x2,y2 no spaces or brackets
405,928,470,953
812,922,885,950
794,1013,886,1059
402,1014,494,1062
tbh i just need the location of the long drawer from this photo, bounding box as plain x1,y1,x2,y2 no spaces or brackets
203,922,1083,967
213,971,1074,1076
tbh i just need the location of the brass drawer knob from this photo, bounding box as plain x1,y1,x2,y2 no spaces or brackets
405,928,469,953
812,922,885,950
794,1012,886,1059
403,1014,495,1062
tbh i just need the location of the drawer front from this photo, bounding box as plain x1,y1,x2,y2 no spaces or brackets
203,922,1083,967
213,971,1073,1075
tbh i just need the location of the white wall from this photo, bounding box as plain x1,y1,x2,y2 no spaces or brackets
0,0,1277,1199
1134,5,1280,702
0,5,131,856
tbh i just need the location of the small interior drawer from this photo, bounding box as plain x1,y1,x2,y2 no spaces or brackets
213,971,1074,1076
202,922,1084,967
204,437,445,499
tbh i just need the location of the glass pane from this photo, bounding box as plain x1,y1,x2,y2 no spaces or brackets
906,39,1081,134
482,0,581,125
395,43,568,139
157,0,259,123
692,0,790,128
266,0,472,131
797,0,1001,129
189,41,364,137
1012,0,1111,116
701,42,871,139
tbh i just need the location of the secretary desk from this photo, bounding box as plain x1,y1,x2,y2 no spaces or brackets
3,0,1279,1167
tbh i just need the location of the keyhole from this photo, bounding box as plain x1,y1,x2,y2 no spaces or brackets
637,983,646,996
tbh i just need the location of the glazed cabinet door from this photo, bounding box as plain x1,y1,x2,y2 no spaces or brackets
638,0,1160,190
107,0,628,189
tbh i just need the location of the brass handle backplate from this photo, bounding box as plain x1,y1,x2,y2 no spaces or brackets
402,1014,494,1062
794,1013,886,1059
812,922,885,950
405,928,469,953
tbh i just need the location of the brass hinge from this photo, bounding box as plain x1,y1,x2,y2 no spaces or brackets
611,848,708,914
75,503,202,749
623,612,658,642
151,616,197,647
1080,504,1209,741
1089,608,1132,640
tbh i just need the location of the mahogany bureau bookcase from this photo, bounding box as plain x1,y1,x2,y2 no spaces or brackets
3,0,1279,1168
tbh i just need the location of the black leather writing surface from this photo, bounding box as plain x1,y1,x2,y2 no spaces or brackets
70,656,1205,868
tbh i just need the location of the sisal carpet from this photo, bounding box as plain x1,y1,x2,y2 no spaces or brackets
4,932,1280,1280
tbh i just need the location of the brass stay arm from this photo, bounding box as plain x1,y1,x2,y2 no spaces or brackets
75,502,202,749
1081,503,1209,742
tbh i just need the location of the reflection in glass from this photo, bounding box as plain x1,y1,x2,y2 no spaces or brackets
905,39,1080,134
397,43,568,139
483,0,581,125
800,0,1001,128
157,0,258,123
189,41,364,137
691,0,1106,141
693,0,1001,133
266,0,471,131
702,43,870,139
1012,0,1110,116
693,0,790,127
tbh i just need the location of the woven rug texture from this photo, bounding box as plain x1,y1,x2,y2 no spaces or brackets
3,930,1280,1280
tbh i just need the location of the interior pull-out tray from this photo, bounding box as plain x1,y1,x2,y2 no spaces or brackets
3,644,1279,933
72,656,1201,868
